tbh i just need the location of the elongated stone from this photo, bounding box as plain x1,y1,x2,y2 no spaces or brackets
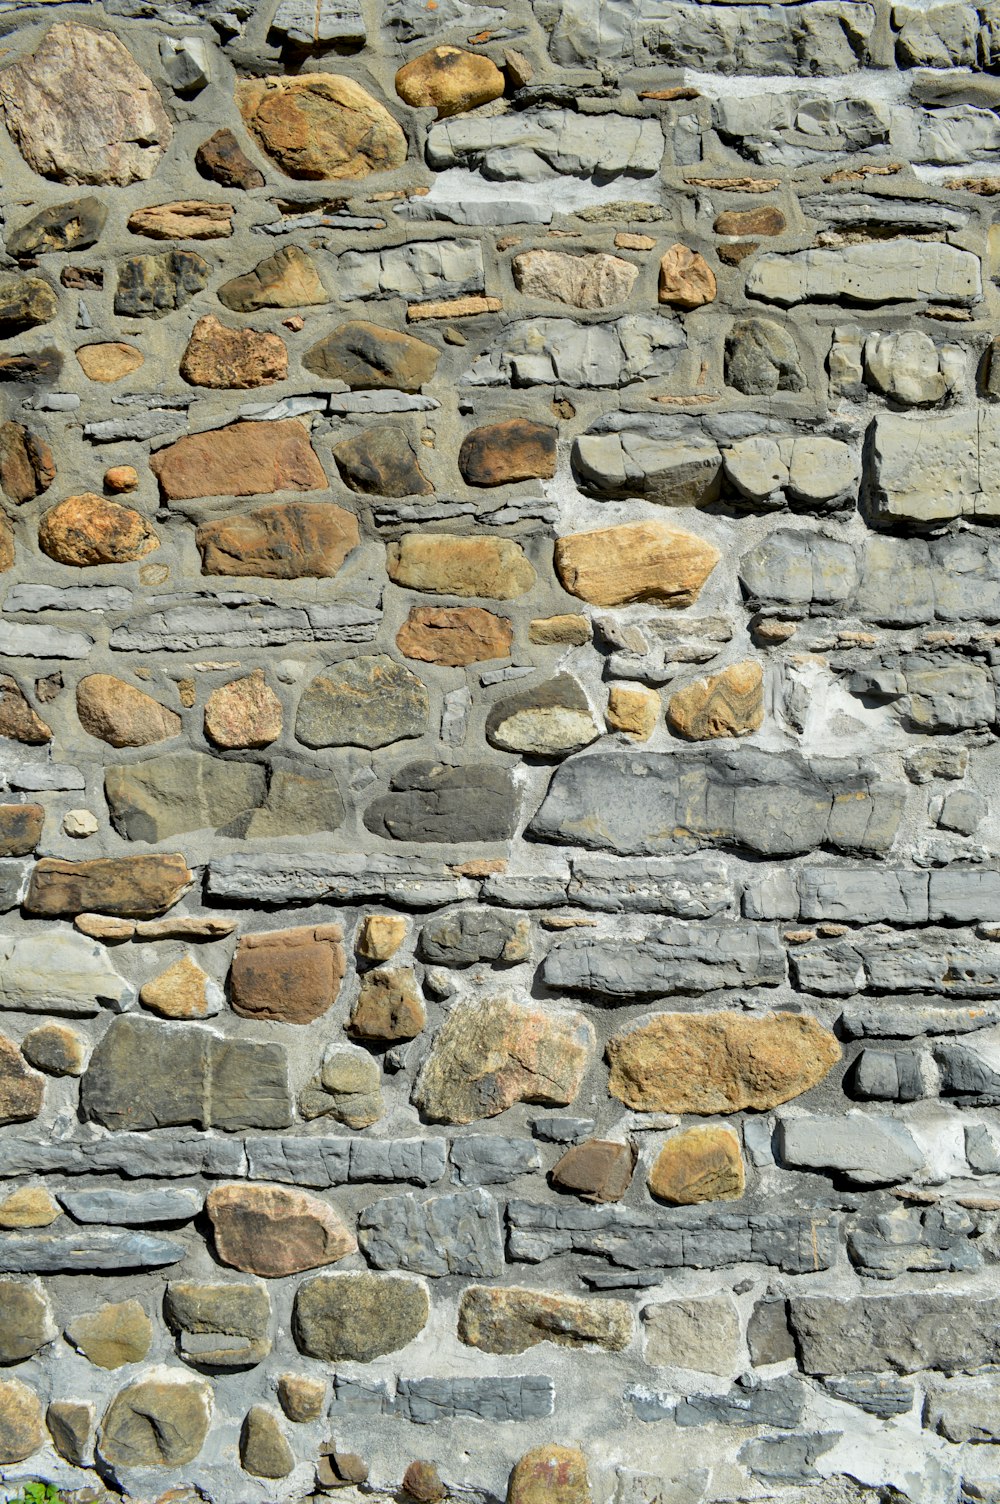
25,854,192,917
458,1285,632,1353
151,419,326,500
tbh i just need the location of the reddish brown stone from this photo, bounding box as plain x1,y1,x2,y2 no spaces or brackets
0,676,51,745
180,315,288,389
0,421,55,505
396,606,513,666
717,241,759,267
196,129,266,190
230,924,345,1024
206,1184,356,1278
150,419,326,501
38,493,158,566
0,1036,44,1126
714,206,786,237
195,501,358,579
24,854,193,918
458,419,557,487
550,1139,636,1203
347,968,426,1042
0,511,13,573
0,803,44,858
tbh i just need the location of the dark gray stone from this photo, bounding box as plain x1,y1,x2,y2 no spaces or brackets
847,1207,981,1279
852,1048,931,1102
7,198,107,260
740,1433,837,1483
245,1135,447,1187
542,920,785,998
677,1376,806,1429
450,1136,541,1185
725,319,805,395
0,1134,245,1179
57,1188,202,1225
395,1376,554,1424
365,761,519,843
270,0,366,45
532,1116,596,1143
936,1041,1000,1101
0,1230,185,1272
823,1375,914,1417
358,1188,504,1276
746,1298,795,1366
0,862,27,913
789,1293,1000,1373
419,909,530,968
938,788,986,835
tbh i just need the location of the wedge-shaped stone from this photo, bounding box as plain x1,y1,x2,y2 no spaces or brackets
606,1011,840,1113
230,923,345,1024
0,1230,184,1273
0,932,129,1015
747,241,981,307
8,198,106,260
196,501,358,579
789,1294,1000,1374
218,244,327,311
238,74,407,180
555,521,718,608
294,1272,428,1360
25,854,192,917
76,674,181,748
458,1286,632,1353
304,320,440,389
105,753,267,841
151,419,327,500
0,1037,43,1126
486,675,599,757
206,1184,356,1277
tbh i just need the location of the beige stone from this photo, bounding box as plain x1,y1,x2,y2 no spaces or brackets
0,1186,59,1229
180,315,288,389
128,201,234,240
407,293,502,320
237,74,407,180
606,684,660,740
388,533,536,599
21,1023,86,1077
151,419,327,501
458,1286,632,1354
555,521,719,608
39,493,158,566
513,249,639,310
276,1374,326,1424
649,1126,746,1204
643,1294,742,1373
75,342,144,383
356,914,407,962
508,1446,591,1504
66,1300,152,1369
206,1183,357,1278
397,606,514,666
77,675,181,748
218,244,328,312
63,807,106,837
348,967,426,1042
395,46,505,118
667,660,764,740
204,670,282,748
658,244,717,308
0,1376,44,1464
140,956,221,1020
529,614,591,646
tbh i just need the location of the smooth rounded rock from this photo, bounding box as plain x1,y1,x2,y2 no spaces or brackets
98,1371,212,1468
76,675,181,748
395,46,505,118
649,1126,746,1204
39,494,158,567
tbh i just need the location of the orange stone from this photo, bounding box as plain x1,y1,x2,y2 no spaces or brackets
150,419,326,501
75,342,144,383
38,493,158,566
396,606,514,666
658,244,717,309
649,1125,745,1204
230,924,345,1024
554,521,719,609
195,502,358,579
180,315,287,389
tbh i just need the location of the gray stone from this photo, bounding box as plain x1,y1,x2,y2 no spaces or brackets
394,1375,554,1424
159,36,211,94
0,1279,55,1362
165,1281,271,1369
863,331,964,406
747,242,981,307
0,864,27,913
532,1116,596,1144
789,1293,1000,1373
938,789,986,835
83,413,188,443
936,1040,1000,1100
740,1432,837,1484
630,1376,805,1428
739,529,858,608
642,1295,741,1374
567,856,734,917
848,1206,981,1278
296,656,429,749
420,908,531,967
105,752,267,841
725,319,805,395
2,622,93,658
0,932,130,1015
358,1188,504,1276
573,423,722,506
796,866,929,924
426,110,663,181
450,1136,541,1185
244,1135,447,1187
46,1400,94,1467
925,1377,1000,1442
823,1375,914,1417
896,3,978,65
486,675,600,757
114,250,209,317
365,761,519,843
746,1298,795,1366
965,1122,1000,1173
466,316,686,389
57,1188,201,1225
294,1272,428,1361
208,852,475,908
335,239,484,300
715,92,890,168
4,584,132,613
80,1016,291,1132
109,595,380,652
852,1048,933,1102
777,1115,923,1185
869,409,1000,525
0,1230,184,1272
0,1133,244,1180
543,921,785,998
270,0,366,45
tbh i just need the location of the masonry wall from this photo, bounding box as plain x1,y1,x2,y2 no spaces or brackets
0,1,999,1502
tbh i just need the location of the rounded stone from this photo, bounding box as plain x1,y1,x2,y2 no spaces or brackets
295,655,429,749
659,244,717,308
204,670,283,749
104,465,139,493
388,533,536,599
403,1460,447,1501
666,661,764,741
75,342,144,383
98,1371,212,1468
277,1373,326,1424
76,675,181,748
237,74,407,180
0,1186,60,1228
0,1377,45,1464
396,606,514,666
304,320,439,390
293,1272,429,1361
65,1299,152,1370
649,1126,746,1204
458,418,558,487
507,1445,591,1504
395,46,505,118
21,1023,86,1077
206,1183,357,1278
554,521,719,608
240,1405,295,1479
39,493,159,567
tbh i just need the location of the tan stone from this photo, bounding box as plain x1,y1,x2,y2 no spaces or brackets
134,916,237,941
21,1023,86,1077
643,1294,742,1373
512,249,639,310
715,206,786,237
151,419,326,501
206,1183,357,1278
555,521,719,608
218,244,328,312
276,1374,326,1424
397,605,514,666
25,854,193,918
607,1011,841,1114
39,493,158,566
75,342,144,383
529,614,591,646
204,670,282,748
74,914,136,941
458,418,557,486
77,675,181,748
128,201,234,240
348,967,426,1042
0,512,12,574
395,46,505,118
66,1300,152,1369
508,1446,591,1504
356,914,407,962
0,1376,44,1464
140,956,220,1020
616,232,656,250
649,1126,746,1204
658,244,717,309
180,315,288,389
0,421,55,505
0,1036,44,1125
105,465,139,493
230,924,345,1024
0,676,51,744
459,1286,632,1354
606,684,661,741
196,501,358,579
388,533,536,599
237,74,407,180
406,293,502,320
666,660,764,740
550,1139,636,1203
0,1186,59,1229
98,1373,211,1468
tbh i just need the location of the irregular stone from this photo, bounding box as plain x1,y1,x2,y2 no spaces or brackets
133,915,237,942
749,241,981,306
402,1460,445,1502
869,408,1000,524
0,1187,59,1228
0,1134,244,1180
725,318,805,394
218,244,327,310
659,243,716,308
0,1279,55,1362
414,996,594,1123
508,1445,592,1504
113,250,209,317
206,1183,355,1278
512,249,639,310
140,956,222,1020
236,766,345,841
128,200,233,240
196,128,267,190
337,238,484,301
98,1372,212,1468
46,1400,94,1467
789,1294,1000,1374
304,320,439,389
39,492,158,566
230,924,345,1025
460,1285,631,1354
196,500,358,580
301,1043,383,1128
420,908,530,967
575,422,723,506
76,674,181,748
396,1375,554,1425
397,605,513,665
924,1377,1000,1442
333,426,432,496
180,315,287,389
359,1186,503,1275
80,1015,291,1132
0,422,55,505
25,853,192,918
0,1038,43,1126
428,109,662,181
459,418,557,486
165,1280,271,1369
643,1295,742,1373
8,197,107,259
75,342,144,383
0,23,171,185
65,1300,151,1370
348,967,426,1041
151,418,326,501
0,931,129,1016
607,1012,840,1113
204,670,282,748
296,655,429,748
649,1126,745,1204
294,1272,429,1360
105,753,266,841
0,1377,44,1463
357,914,407,961
716,206,786,236
667,661,764,740
0,802,42,858
238,74,408,179
271,0,367,46
277,1374,326,1423
778,1115,924,1185
396,46,505,117
864,329,962,406
486,675,600,756
388,532,535,598
606,684,662,741
450,1136,540,1186
551,1140,636,1203
0,676,51,744
467,315,684,388
554,521,719,607
241,1405,294,1479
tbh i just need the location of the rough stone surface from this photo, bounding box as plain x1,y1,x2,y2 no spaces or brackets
293,1272,429,1360
333,426,433,496
512,250,640,310
648,1127,746,1204
297,655,429,748
388,532,536,598
0,1377,44,1464
151,419,327,501
508,1445,592,1504
555,521,719,608
459,1285,632,1353
98,1372,212,1468
76,674,181,747
218,245,327,311
39,493,158,567
304,320,439,389
65,1299,152,1369
643,1295,742,1374
238,74,408,180
206,1183,356,1277
397,605,514,665
459,419,557,486
230,924,345,1025
180,316,287,389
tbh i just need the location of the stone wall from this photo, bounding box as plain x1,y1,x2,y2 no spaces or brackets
0,1,999,1501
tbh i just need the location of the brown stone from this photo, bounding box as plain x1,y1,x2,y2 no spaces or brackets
348,967,426,1042
459,1286,632,1354
237,74,407,180
395,46,505,118
555,520,719,608
0,1036,44,1126
98,1375,211,1468
105,465,139,493
150,419,326,501
0,421,55,504
277,1374,326,1424
388,533,536,599
0,802,43,857
606,1011,841,1114
356,914,407,962
0,675,51,744
715,206,786,237
606,683,660,741
717,241,759,267
304,320,439,390
128,200,234,240
0,1377,44,1464
46,1399,94,1467
75,342,145,384
204,670,282,748
66,1300,152,1369
512,249,639,310
39,493,158,566
508,1446,591,1504
196,501,358,579
551,1139,636,1203
658,244,717,309
134,916,237,941
241,1405,294,1479
25,854,193,918
218,244,327,311
333,425,433,497
666,660,764,740
76,675,181,748
140,956,220,1020
414,996,594,1125
649,1125,746,1204
75,914,136,940
206,1183,357,1278
459,418,557,487
529,614,590,646
397,605,514,666
230,923,345,1024
196,129,266,190
0,23,172,186
402,1460,447,1502
293,1272,429,1361
21,1024,86,1078
0,511,12,574
0,1186,60,1228
180,315,288,389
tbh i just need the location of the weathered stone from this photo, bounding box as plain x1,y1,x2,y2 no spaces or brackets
508,1445,591,1504
75,342,144,384
105,753,266,841
725,318,805,394
8,197,106,259
197,128,266,189
716,206,786,236
180,315,287,389
128,200,233,241
458,418,557,486
607,1012,840,1113
80,1015,291,1132
396,1376,554,1425
196,500,358,580
114,250,209,317
98,1372,212,1468
789,1294,1000,1374
0,1037,43,1126
151,419,326,501
357,914,407,961
58,1187,200,1226
460,1285,631,1354
0,23,171,186
46,1400,94,1467
333,426,432,497
0,930,129,1017
295,1272,429,1360
396,46,505,117
659,243,716,308
0,1187,59,1228
554,521,719,607
924,1377,1000,1443
277,1374,326,1424
235,767,350,840
397,605,513,665
337,238,484,301
218,244,327,310
450,1136,540,1186
777,1115,923,1186
241,1405,294,1479
0,275,54,337
0,802,42,858
0,423,54,506
230,924,345,1025
0,676,51,744
204,670,282,749
301,1043,383,1128
0,1279,55,1363
207,1182,355,1279
208,851,475,908
467,315,684,388
487,675,600,757
388,532,536,598
402,1460,446,1502
643,1295,742,1373
303,320,439,389
76,674,180,748
606,684,662,741
271,0,366,45
359,1186,503,1275
238,74,407,179
414,996,594,1123
0,1376,44,1463
748,241,981,306
545,919,783,997
0,1228,185,1273
65,1300,151,1370
0,1134,244,1181
296,655,429,748
428,109,662,181
420,908,530,967
348,967,426,1041
140,956,223,1021
39,492,158,566
165,1281,271,1369
551,1140,636,1203
869,408,1000,524
512,249,639,310
667,661,764,740
649,1126,745,1204
25,853,192,918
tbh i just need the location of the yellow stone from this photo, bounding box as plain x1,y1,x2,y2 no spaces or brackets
139,955,218,1019
75,342,144,383
649,1125,745,1204
356,914,407,962
667,660,764,740
0,1186,59,1229
554,521,719,609
606,684,660,741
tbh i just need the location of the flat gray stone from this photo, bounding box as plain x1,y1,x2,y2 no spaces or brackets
567,856,733,916
359,1188,504,1276
0,1230,185,1272
245,1135,447,1187
110,595,380,651
466,316,685,388
450,1136,541,1186
335,239,483,301
789,1293,1000,1373
365,761,519,844
58,1188,202,1225
270,0,366,44
0,1133,245,1179
3,622,93,658
0,932,130,1015
4,585,132,613
426,110,664,181
207,852,476,908
777,1115,923,1185
747,242,981,307
105,752,267,841
543,921,785,997
395,1375,554,1424
419,908,530,967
